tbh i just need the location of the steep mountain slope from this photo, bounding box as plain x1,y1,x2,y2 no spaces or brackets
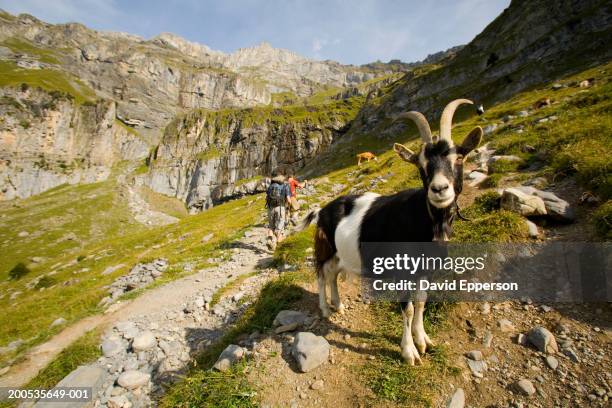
352,0,612,136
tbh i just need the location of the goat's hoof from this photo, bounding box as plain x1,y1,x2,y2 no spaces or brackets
401,345,422,366
334,303,345,314
321,308,331,318
414,333,434,355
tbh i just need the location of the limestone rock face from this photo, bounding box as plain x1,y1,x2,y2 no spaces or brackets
0,88,148,200
145,103,356,211
0,13,386,143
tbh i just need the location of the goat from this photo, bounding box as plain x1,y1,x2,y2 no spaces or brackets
302,99,482,365
356,152,378,166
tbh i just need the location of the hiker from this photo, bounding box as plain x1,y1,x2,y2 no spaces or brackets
287,174,307,225
265,172,291,250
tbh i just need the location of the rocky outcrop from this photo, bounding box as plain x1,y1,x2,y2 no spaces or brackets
146,100,360,211
0,87,148,200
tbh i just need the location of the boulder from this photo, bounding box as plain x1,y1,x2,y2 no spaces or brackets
527,326,558,353
500,188,547,216
292,332,329,372
213,344,245,371
515,186,574,222
117,370,150,390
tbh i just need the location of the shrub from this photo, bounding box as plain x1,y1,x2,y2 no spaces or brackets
9,262,31,280
35,276,57,289
19,119,30,129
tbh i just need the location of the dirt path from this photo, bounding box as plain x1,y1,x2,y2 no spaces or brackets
0,225,273,395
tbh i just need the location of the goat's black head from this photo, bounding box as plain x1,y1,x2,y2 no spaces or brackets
393,99,483,209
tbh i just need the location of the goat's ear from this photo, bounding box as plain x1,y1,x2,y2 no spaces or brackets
457,127,483,156
393,143,418,164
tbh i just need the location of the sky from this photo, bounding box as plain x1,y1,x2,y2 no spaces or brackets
0,0,511,65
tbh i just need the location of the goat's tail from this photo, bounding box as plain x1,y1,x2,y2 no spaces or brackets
299,209,320,231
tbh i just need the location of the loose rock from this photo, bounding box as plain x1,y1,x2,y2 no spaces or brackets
545,355,559,370
527,326,558,353
497,319,516,332
273,310,307,327
516,379,536,395
292,332,330,372
446,388,465,408
132,331,156,352
213,344,245,371
117,370,150,390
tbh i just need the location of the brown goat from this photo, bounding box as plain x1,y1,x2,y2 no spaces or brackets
356,152,378,166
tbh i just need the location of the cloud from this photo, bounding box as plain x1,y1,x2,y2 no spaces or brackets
0,0,511,65
0,0,122,27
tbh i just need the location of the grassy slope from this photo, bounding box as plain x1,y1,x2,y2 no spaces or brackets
0,170,263,367
158,61,611,406
0,61,95,104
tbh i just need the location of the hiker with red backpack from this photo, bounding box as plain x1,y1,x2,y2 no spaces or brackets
265,172,291,250
287,174,307,225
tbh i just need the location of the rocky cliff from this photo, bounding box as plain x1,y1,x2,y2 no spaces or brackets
0,11,386,142
0,9,394,201
145,98,363,211
0,87,148,200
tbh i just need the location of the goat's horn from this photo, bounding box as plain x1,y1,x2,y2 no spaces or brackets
439,99,473,142
395,111,432,144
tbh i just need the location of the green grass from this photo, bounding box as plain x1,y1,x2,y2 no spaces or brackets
137,186,189,219
160,271,311,407
0,175,263,367
1,37,61,65
363,302,459,406
0,61,95,103
25,330,101,389
453,192,528,243
272,225,314,267
209,272,257,307
197,146,222,161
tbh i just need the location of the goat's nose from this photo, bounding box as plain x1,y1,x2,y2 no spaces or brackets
431,183,449,194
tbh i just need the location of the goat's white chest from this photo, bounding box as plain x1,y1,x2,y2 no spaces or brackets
334,193,379,275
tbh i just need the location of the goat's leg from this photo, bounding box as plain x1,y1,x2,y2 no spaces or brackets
412,299,434,355
329,266,344,314
317,270,331,318
400,301,421,365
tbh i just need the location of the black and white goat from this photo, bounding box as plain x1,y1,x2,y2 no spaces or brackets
302,99,483,365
